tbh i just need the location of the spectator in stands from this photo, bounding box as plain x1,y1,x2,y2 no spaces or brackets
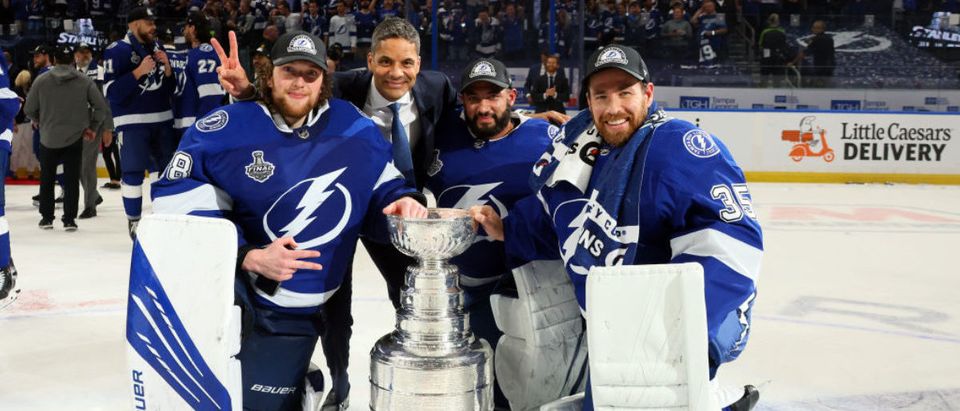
661,4,694,61
262,23,281,51
327,42,343,72
25,44,110,232
473,9,501,58
354,0,379,59
624,1,646,49
302,0,328,39
691,0,728,65
441,3,471,62
584,2,602,52
791,19,835,88
759,13,791,87
270,0,292,30
251,42,271,76
329,1,358,62
529,54,570,113
499,3,524,63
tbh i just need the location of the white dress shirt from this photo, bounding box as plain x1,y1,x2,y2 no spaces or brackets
362,78,422,150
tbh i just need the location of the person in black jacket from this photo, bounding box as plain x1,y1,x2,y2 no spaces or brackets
529,54,570,113
791,20,836,88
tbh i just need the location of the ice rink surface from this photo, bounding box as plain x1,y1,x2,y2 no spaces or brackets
1,181,958,410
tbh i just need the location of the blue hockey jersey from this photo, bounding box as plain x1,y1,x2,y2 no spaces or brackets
0,51,19,153
506,106,762,375
152,99,417,314
175,43,224,130
168,49,190,130
424,112,555,289
103,32,174,130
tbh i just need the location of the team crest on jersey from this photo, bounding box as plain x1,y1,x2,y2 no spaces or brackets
264,168,353,249
469,61,496,78
427,149,443,177
682,129,720,158
547,125,561,141
196,110,229,132
131,52,141,64
199,43,214,52
287,34,318,55
245,151,276,182
595,47,628,67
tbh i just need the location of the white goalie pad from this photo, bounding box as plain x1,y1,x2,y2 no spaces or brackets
586,263,718,410
125,215,242,410
491,259,588,411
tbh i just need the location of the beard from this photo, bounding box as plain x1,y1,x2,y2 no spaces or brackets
77,57,92,68
595,113,645,147
466,106,512,140
274,89,320,122
137,27,155,44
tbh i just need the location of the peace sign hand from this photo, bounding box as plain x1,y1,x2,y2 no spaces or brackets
212,31,255,100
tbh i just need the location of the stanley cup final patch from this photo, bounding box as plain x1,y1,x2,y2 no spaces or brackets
287,34,318,55
246,151,276,182
595,47,628,66
469,61,497,78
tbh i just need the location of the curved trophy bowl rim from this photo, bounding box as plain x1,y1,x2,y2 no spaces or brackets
386,207,473,224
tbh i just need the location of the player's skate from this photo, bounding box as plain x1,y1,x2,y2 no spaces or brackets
0,261,19,310
727,385,760,411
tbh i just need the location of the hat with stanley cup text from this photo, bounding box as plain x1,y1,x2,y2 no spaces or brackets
459,58,511,93
583,45,650,89
271,31,328,71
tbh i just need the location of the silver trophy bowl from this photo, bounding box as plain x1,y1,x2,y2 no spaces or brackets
370,208,494,411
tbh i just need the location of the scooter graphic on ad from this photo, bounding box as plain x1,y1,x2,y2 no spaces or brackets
781,116,835,162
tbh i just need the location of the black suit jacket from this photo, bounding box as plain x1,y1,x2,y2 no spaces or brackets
529,71,570,113
333,69,457,190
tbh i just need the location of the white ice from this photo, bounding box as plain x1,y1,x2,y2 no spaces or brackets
1,181,958,410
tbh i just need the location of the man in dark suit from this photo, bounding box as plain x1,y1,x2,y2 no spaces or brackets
325,17,458,410
529,54,570,113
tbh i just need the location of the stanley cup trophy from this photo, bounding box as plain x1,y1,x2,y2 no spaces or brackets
370,208,494,410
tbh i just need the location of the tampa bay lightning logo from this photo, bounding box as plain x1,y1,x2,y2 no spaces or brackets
438,183,509,218
263,168,352,249
200,43,214,52
469,61,497,78
682,129,720,158
196,110,229,132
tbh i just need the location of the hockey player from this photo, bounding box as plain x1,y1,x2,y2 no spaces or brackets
154,30,427,410
471,45,762,410
182,12,226,124
0,49,21,308
424,57,555,408
102,6,177,238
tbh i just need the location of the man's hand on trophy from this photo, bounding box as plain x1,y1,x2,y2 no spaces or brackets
383,197,429,218
469,205,504,241
241,237,323,281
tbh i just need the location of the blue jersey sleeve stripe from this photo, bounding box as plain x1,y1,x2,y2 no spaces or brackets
669,228,762,283
153,183,234,215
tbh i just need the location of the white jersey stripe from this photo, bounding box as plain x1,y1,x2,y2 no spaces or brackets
247,272,340,308
152,183,234,215
670,228,762,283
113,110,174,128
197,84,225,98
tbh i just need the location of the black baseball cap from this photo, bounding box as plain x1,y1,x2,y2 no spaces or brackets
30,44,52,55
271,31,327,71
252,43,269,57
128,6,157,23
54,44,74,62
186,11,208,29
583,45,650,89
459,58,511,93
75,42,93,52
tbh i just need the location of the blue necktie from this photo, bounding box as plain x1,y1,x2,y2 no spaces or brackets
389,102,415,186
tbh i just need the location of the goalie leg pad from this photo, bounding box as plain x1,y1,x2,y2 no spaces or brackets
586,263,718,410
491,260,588,410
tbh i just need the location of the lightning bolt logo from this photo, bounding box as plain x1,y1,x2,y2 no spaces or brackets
279,168,346,239
264,168,353,249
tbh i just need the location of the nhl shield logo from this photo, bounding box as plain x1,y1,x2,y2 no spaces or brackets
469,61,496,78
245,151,276,183
595,47,629,67
287,34,318,55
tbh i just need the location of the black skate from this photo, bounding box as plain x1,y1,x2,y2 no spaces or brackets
0,261,20,310
728,385,760,411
